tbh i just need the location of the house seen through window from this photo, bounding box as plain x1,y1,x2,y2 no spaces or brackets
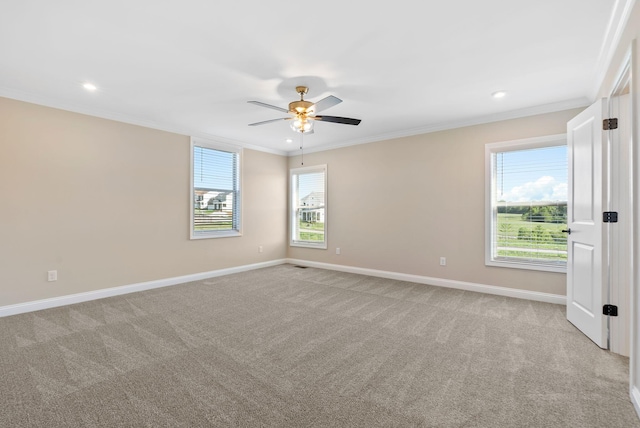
291,165,327,249
190,140,241,239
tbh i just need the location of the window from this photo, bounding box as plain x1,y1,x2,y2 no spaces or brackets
485,134,567,272
190,138,241,239
290,165,327,249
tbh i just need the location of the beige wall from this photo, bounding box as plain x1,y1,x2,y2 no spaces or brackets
0,97,288,306
288,109,584,296
0,94,595,306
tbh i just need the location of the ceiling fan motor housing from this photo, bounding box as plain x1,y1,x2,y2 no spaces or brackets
289,100,313,114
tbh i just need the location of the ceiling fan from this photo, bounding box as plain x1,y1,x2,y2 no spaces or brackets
248,86,361,134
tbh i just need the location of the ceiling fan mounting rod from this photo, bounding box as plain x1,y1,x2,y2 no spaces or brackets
289,86,313,114
295,86,309,100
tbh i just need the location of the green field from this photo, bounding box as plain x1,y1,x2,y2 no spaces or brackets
194,223,232,231
496,213,567,261
298,221,325,241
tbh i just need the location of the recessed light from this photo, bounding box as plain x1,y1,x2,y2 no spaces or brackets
83,83,97,92
286,139,293,143
492,90,507,99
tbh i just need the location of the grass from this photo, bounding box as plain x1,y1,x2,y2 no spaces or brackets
497,250,567,260
194,214,566,260
195,224,232,231
300,221,325,231
298,221,325,241
496,213,567,260
299,232,324,241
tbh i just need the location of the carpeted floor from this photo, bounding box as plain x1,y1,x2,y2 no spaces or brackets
1,264,638,427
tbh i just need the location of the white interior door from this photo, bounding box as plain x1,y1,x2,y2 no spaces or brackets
566,99,608,348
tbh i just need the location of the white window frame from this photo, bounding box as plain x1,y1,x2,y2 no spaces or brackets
290,164,327,249
190,138,242,240
485,134,567,273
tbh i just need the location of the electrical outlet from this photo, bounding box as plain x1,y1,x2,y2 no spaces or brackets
258,246,263,253
439,257,446,266
47,270,58,281
336,247,341,255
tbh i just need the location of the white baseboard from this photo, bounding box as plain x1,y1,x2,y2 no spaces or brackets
0,259,287,318
632,385,640,420
286,259,567,305
1,258,566,318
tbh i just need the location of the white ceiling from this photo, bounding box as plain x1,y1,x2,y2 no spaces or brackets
0,0,630,154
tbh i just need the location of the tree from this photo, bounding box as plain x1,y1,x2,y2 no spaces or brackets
522,205,567,223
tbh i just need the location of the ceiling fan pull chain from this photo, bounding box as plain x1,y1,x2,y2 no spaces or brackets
300,133,304,165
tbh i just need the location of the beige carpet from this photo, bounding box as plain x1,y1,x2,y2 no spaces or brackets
1,264,638,427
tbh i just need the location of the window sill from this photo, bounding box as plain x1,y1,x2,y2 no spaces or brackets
486,258,566,273
290,241,327,250
191,230,242,240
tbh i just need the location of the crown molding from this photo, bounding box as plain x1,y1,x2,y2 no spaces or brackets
590,0,637,100
288,97,590,156
0,87,590,159
0,87,288,157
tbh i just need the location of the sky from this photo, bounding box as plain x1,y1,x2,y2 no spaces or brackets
496,145,567,202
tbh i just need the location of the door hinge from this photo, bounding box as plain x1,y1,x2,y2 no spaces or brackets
603,118,618,130
603,211,618,223
603,304,618,317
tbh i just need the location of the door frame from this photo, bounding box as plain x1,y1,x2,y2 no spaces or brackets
607,39,640,419
628,38,640,420
607,48,633,356
596,38,638,419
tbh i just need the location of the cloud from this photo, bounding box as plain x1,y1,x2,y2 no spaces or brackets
502,176,567,202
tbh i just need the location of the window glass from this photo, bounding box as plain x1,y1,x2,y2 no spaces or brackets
486,136,567,272
191,140,241,239
291,165,327,248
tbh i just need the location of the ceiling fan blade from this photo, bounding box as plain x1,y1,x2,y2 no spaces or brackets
248,117,290,126
312,115,361,126
310,95,342,113
247,100,289,113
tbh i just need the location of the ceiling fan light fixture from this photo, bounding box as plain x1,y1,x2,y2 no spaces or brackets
291,116,313,133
